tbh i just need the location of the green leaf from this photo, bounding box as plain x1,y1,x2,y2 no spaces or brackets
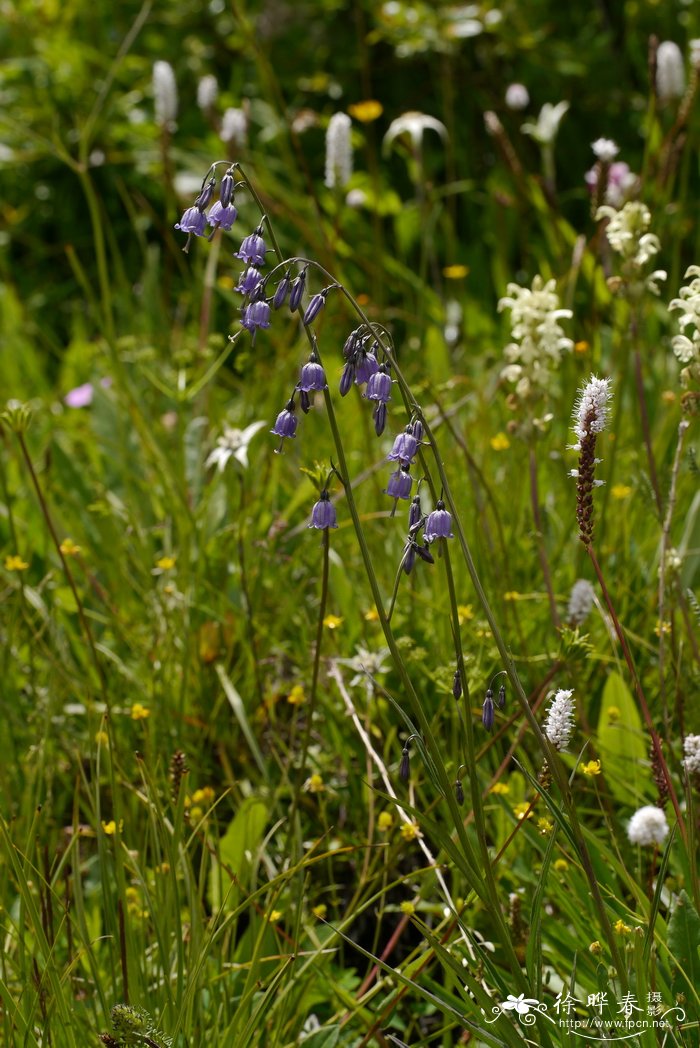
596,671,650,806
667,889,700,1019
299,1026,341,1048
208,796,268,912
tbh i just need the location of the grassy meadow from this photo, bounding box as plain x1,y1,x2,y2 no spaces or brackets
1,0,700,1045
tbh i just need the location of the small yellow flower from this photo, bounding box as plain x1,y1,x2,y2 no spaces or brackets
537,817,554,835
574,340,589,354
580,760,602,777
490,782,510,796
189,805,203,821
5,554,29,571
503,591,520,601
400,901,416,916
606,706,621,723
400,821,421,841
513,802,533,821
101,819,123,835
130,703,150,721
364,607,379,622
490,432,511,451
192,787,215,805
554,859,569,872
268,909,283,923
323,614,343,630
347,99,383,122
654,619,671,637
589,940,603,955
613,918,631,935
312,904,327,919
156,555,176,570
442,264,469,279
287,684,306,705
95,730,109,747
59,538,82,556
661,390,676,404
611,484,632,500
377,811,394,832
305,773,325,793
217,274,235,290
457,604,474,624
156,862,170,875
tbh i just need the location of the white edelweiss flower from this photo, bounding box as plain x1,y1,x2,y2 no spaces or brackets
627,805,669,847
205,421,266,471
383,111,448,152
591,137,619,162
544,689,575,751
521,101,569,144
325,112,353,189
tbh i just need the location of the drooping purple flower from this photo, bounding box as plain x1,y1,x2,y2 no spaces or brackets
408,495,423,532
219,168,235,207
452,670,462,700
339,362,355,396
411,419,423,442
289,268,307,312
298,355,327,392
402,539,417,575
373,402,387,436
388,427,419,464
354,351,379,386
271,399,298,452
236,228,267,266
303,290,329,326
272,271,291,310
241,300,271,334
424,500,453,541
299,389,311,414
194,178,216,211
308,490,338,529
366,364,392,404
482,689,494,731
343,329,361,359
384,466,412,515
207,201,238,231
175,206,207,237
236,267,263,296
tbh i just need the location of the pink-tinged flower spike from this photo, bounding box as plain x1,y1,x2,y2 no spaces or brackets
569,376,612,547
543,689,575,751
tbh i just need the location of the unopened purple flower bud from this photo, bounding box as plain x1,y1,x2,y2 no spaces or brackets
194,178,216,211
482,690,494,731
355,352,379,386
384,465,412,503
497,684,506,709
373,402,387,436
175,206,207,236
219,169,235,207
455,779,465,806
408,495,423,532
271,400,297,452
343,329,361,359
303,289,329,326
424,500,453,541
207,201,238,231
298,356,327,392
388,427,418,464
235,267,263,296
308,489,338,529
402,540,417,575
452,670,462,700
414,541,434,564
289,268,307,312
411,420,423,442
241,300,271,333
339,362,355,396
399,744,410,783
236,228,267,266
366,364,392,404
272,271,291,310
299,389,311,414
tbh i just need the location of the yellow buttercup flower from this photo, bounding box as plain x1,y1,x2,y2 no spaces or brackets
503,591,520,601
554,859,569,872
5,555,29,571
268,910,283,923
513,802,533,820
611,484,632,500
101,819,123,835
457,604,474,624
490,432,511,451
59,538,82,556
537,817,554,835
606,706,621,723
312,904,327,919
323,615,343,630
443,264,469,279
377,811,394,832
347,100,383,122
574,340,589,354
192,787,215,805
490,782,510,796
400,901,416,916
580,760,601,777
130,703,150,721
156,555,176,570
287,684,306,705
305,773,325,793
364,608,379,622
613,919,631,935
400,821,421,841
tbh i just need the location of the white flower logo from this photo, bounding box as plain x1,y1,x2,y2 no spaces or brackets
500,994,540,1015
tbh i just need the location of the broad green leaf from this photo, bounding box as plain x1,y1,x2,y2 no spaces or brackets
596,671,650,806
208,796,268,912
667,889,700,1019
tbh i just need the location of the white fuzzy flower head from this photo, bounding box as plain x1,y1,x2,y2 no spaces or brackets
669,265,700,367
153,61,178,130
498,275,573,400
544,689,575,751
505,83,529,110
325,112,353,189
596,201,662,271
220,107,247,146
627,805,669,847
591,137,619,162
572,375,612,446
656,41,685,104
521,101,569,144
197,75,219,112
567,579,595,626
683,735,700,776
